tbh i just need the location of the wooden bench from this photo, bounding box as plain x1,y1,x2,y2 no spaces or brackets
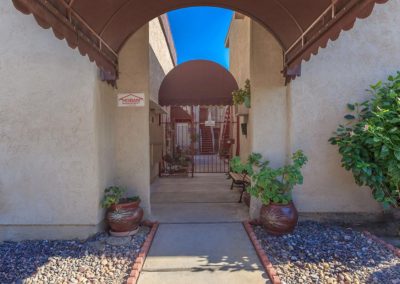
229,172,251,203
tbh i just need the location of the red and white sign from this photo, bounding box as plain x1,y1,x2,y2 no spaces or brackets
117,93,145,107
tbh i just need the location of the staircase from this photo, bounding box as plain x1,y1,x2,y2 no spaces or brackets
219,106,231,156
199,108,214,155
200,125,214,154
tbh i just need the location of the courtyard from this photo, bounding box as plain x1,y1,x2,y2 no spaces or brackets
1,0,400,283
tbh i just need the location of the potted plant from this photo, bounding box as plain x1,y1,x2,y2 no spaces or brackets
101,186,143,234
229,153,265,207
163,146,192,176
248,150,308,235
232,79,251,108
329,73,400,210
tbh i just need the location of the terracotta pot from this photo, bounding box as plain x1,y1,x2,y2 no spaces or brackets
260,202,298,235
109,199,140,211
107,201,143,233
242,191,251,207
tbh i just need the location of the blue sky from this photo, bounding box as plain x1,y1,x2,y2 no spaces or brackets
167,7,233,69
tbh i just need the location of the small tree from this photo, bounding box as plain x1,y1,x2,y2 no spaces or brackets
329,72,400,208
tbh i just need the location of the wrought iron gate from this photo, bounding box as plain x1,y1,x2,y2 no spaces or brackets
160,106,237,175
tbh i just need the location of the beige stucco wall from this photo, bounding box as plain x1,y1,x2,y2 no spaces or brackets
94,79,116,224
228,16,252,162
114,25,152,217
229,2,398,217
0,1,115,240
0,4,175,240
248,21,289,218
148,17,175,182
149,18,175,103
149,109,163,182
289,1,400,213
114,17,175,217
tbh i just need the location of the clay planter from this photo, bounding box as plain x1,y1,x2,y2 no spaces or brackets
260,202,298,235
109,199,140,211
107,200,143,233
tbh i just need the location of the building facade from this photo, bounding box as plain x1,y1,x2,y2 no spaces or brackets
1,1,399,240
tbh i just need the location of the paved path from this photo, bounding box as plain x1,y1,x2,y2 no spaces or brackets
150,174,249,223
137,174,270,284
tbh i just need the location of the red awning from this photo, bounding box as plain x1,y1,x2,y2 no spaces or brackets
159,60,238,106
12,0,388,80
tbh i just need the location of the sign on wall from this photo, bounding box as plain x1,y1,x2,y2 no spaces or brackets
117,93,145,107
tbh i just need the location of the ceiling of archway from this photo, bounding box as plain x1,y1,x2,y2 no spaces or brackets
12,0,388,80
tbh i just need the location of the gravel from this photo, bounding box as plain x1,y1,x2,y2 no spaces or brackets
253,221,400,284
0,226,150,284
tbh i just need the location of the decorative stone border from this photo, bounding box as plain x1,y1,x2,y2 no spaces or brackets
243,221,282,284
363,230,400,258
126,221,159,284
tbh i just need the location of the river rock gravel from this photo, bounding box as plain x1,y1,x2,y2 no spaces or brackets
253,221,400,284
0,226,150,284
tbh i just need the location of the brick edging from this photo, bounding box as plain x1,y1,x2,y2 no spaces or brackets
126,221,159,284
363,230,400,258
242,221,282,284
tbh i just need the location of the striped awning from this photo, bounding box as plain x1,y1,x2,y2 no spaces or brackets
12,0,387,81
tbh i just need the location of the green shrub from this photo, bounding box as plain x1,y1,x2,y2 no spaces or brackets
229,153,266,176
101,186,125,208
232,79,251,108
248,150,308,205
329,72,400,208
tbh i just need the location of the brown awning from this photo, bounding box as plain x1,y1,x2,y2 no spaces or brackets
159,60,238,106
13,0,387,80
171,107,193,122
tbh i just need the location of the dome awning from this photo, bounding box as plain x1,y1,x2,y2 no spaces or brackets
12,0,388,80
159,60,238,106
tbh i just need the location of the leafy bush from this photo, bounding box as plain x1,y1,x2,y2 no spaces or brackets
101,186,139,209
232,79,251,108
248,150,308,205
329,72,400,208
230,153,267,176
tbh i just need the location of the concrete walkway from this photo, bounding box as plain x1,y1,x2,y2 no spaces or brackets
150,174,250,223
137,174,270,284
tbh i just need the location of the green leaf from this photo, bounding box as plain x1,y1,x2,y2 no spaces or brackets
344,114,356,120
394,150,400,161
347,104,355,111
380,145,389,158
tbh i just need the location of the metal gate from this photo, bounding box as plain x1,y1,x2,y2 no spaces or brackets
160,106,237,175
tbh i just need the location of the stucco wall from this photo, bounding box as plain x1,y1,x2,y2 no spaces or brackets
0,1,115,240
248,21,289,218
229,2,394,217
228,16,252,161
114,25,152,217
149,18,175,102
149,109,163,182
0,4,177,240
94,80,116,223
289,1,399,213
148,17,175,182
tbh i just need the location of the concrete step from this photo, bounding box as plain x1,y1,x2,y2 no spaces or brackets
151,202,249,223
151,189,242,203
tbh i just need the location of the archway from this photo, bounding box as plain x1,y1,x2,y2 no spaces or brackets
158,60,239,175
12,0,387,81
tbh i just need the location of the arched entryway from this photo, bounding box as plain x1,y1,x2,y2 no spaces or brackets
158,60,239,175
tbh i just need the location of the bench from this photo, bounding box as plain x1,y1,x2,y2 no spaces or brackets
229,172,251,203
